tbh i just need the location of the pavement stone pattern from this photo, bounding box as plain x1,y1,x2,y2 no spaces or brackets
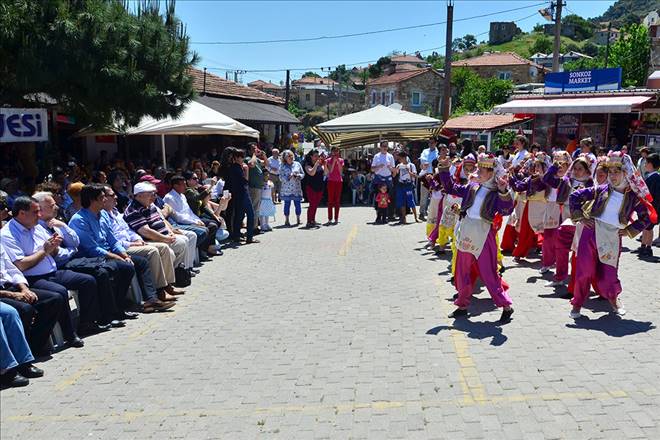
1,206,659,439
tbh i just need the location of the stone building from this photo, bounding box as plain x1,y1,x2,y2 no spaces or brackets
594,27,619,46
247,80,286,99
291,76,363,111
543,23,577,39
365,67,444,115
451,52,548,85
489,22,521,45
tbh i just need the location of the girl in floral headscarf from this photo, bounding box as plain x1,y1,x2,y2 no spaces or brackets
568,152,652,318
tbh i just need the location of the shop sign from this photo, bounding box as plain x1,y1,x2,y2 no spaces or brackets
0,108,48,143
544,68,622,94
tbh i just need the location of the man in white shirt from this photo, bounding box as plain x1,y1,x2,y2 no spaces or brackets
0,246,63,359
371,141,396,219
511,135,529,169
163,175,213,260
267,148,282,203
418,138,439,220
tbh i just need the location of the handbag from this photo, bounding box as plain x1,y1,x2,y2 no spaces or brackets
174,266,191,288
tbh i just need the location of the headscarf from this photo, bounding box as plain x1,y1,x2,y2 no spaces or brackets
608,151,657,224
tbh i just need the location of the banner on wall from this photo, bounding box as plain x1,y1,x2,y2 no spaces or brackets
544,68,622,94
0,108,49,142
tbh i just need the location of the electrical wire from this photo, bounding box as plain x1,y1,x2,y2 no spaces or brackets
203,10,540,75
191,2,548,45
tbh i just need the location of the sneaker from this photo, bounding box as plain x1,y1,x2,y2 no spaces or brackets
539,266,552,274
613,299,626,316
569,310,582,319
545,278,568,287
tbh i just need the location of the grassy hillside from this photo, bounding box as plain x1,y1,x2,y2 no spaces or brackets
454,32,587,61
595,0,660,22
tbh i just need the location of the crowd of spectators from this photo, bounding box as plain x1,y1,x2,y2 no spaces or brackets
1,135,655,388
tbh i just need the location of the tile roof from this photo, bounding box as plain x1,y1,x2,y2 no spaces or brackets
292,76,337,86
247,80,283,90
443,114,531,131
366,68,442,86
391,55,426,64
189,68,284,104
452,52,547,70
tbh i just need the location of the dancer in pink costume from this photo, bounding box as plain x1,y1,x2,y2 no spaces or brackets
544,155,593,288
439,154,515,323
568,152,652,319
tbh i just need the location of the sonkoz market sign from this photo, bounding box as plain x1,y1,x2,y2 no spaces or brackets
0,108,48,142
544,67,622,94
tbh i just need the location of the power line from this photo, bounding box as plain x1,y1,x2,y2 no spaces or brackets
203,10,539,75
191,2,548,45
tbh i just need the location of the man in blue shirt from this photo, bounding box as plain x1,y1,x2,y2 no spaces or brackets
69,184,171,320
0,197,104,347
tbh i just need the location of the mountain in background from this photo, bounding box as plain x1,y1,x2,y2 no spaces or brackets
594,0,659,23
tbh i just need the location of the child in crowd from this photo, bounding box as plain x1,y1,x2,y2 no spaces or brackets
393,151,419,224
350,169,365,205
375,184,390,224
637,153,660,257
259,170,276,232
364,170,374,204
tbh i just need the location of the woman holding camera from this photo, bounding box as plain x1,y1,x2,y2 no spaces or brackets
304,149,326,228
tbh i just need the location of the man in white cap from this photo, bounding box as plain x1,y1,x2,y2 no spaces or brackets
123,182,194,281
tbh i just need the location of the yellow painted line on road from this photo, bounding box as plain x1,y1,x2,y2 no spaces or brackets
3,389,630,423
338,225,358,256
434,278,487,404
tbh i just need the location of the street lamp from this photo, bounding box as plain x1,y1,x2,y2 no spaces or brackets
320,92,330,120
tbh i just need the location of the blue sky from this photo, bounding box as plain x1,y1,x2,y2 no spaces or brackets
174,0,616,84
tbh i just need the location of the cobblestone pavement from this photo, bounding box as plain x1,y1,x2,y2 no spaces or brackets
2,206,659,439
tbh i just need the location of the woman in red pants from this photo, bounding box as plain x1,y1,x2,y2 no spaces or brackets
325,146,344,224
303,149,326,228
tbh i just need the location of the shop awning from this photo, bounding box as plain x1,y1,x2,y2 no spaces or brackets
196,95,299,125
494,95,652,114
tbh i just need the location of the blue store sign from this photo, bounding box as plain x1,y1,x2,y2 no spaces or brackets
0,108,49,143
544,67,622,94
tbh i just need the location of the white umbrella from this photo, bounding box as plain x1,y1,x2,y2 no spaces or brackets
75,101,259,167
126,101,259,168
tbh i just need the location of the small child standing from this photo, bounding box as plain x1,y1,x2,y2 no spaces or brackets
375,184,390,224
259,170,276,231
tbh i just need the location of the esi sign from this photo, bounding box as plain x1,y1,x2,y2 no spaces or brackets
544,67,622,94
0,108,48,143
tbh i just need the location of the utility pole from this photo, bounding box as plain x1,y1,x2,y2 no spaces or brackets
551,0,563,72
441,0,454,122
604,21,612,67
284,69,291,134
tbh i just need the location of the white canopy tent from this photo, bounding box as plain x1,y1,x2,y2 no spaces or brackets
313,105,442,149
76,100,259,168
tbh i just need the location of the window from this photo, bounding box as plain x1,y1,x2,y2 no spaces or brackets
371,91,377,105
411,91,421,106
305,93,311,101
498,71,512,80
389,91,395,104
381,91,386,104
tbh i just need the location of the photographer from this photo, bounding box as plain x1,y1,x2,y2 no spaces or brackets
246,143,266,234
303,149,326,228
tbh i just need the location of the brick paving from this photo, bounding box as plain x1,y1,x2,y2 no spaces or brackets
1,206,659,439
